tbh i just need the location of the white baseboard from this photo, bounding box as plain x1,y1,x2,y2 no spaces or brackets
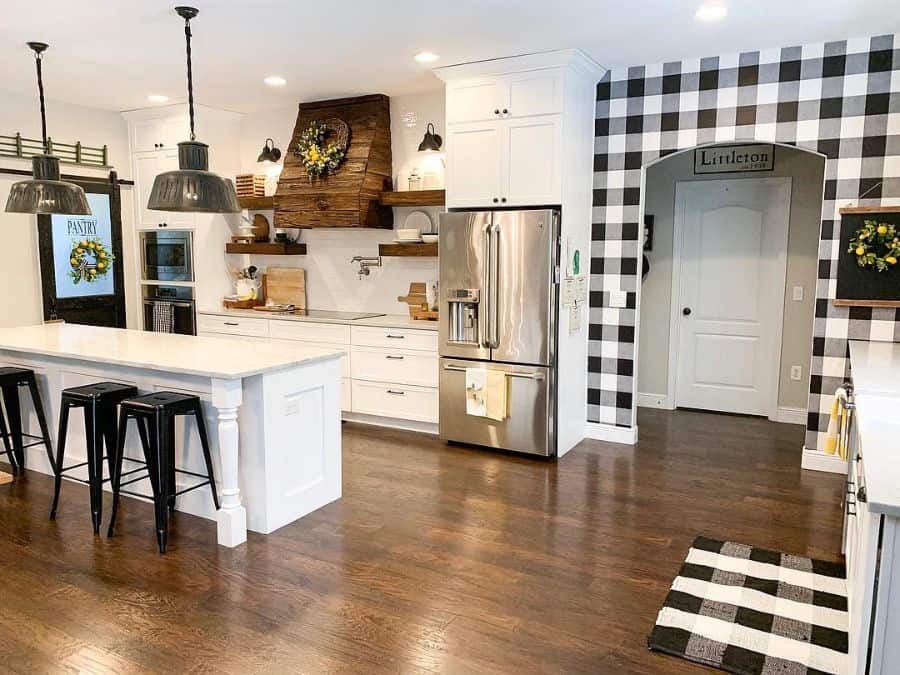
342,412,438,435
637,392,675,410
584,422,638,445
801,446,848,474
774,406,807,425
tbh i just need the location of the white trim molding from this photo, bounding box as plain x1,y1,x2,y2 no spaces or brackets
774,406,807,425
801,446,848,474
637,392,675,410
584,422,638,445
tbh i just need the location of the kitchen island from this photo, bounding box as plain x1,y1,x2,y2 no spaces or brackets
0,323,344,547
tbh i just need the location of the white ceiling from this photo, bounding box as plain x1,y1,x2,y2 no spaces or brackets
1,0,897,114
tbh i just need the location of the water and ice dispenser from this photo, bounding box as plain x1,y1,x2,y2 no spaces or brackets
446,289,480,345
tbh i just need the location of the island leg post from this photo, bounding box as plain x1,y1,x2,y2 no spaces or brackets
211,378,247,548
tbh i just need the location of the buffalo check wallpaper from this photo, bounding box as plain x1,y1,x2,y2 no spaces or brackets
589,33,900,456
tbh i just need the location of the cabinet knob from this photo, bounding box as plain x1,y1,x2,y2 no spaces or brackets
682,307,692,316
494,109,500,115
502,108,509,115
500,197,507,203
492,197,499,204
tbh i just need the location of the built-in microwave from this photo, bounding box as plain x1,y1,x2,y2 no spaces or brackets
140,230,194,282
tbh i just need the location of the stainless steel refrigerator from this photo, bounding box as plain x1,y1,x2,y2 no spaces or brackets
439,209,560,456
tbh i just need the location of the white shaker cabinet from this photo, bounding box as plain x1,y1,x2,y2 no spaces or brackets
130,115,190,154
133,148,194,230
445,122,505,208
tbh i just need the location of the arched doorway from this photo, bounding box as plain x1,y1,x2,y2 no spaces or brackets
635,141,826,424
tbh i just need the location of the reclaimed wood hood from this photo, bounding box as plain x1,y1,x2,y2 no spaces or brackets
274,94,393,229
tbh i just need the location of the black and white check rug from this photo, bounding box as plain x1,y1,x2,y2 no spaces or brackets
648,537,848,675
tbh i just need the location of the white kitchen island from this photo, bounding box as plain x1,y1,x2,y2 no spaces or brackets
0,323,344,548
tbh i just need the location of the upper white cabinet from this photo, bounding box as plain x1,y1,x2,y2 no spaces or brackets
133,148,194,229
131,116,190,153
436,52,598,209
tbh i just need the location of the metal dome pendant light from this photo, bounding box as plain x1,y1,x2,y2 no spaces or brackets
147,6,240,213
5,42,91,215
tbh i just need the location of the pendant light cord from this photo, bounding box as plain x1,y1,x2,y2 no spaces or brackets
34,49,48,151
184,17,196,141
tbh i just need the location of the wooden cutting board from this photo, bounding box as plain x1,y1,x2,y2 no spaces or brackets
265,267,307,309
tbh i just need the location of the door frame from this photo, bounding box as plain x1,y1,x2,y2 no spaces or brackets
36,173,127,327
667,176,791,421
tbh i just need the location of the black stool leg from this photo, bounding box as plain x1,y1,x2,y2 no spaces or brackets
25,374,55,473
1,383,24,472
192,401,220,510
0,399,17,474
100,402,119,483
152,412,171,553
49,400,72,519
83,401,104,535
167,414,177,512
107,409,129,538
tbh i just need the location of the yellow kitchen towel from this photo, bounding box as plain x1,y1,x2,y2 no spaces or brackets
823,387,850,460
464,368,508,421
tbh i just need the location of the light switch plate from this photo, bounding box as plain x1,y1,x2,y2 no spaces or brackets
609,290,628,308
792,286,804,302
790,365,802,381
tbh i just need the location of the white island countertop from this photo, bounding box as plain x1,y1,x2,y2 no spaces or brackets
0,323,343,380
849,340,900,516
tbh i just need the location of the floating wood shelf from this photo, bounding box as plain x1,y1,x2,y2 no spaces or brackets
225,242,307,255
238,195,275,210
834,299,900,308
379,189,445,207
839,206,900,215
378,242,438,257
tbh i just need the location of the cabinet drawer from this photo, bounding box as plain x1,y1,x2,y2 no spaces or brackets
269,320,350,345
350,346,438,387
351,326,437,351
351,380,438,423
270,338,350,378
197,314,269,338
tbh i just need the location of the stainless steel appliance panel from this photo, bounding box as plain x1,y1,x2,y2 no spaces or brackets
140,230,194,282
490,209,558,366
439,358,555,456
439,211,492,361
142,285,196,335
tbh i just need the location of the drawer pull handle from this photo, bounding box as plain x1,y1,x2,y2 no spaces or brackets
385,334,405,339
443,365,544,380
386,389,405,395
385,355,405,360
223,322,239,326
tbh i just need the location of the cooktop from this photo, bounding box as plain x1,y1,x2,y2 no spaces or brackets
292,309,385,321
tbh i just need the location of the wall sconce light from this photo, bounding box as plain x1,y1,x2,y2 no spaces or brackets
257,138,282,163
417,123,442,152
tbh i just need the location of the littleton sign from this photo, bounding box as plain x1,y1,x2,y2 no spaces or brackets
694,144,774,174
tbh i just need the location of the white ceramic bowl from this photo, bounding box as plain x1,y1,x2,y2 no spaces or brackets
396,228,421,240
421,234,439,244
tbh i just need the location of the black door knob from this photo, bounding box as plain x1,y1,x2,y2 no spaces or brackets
682,307,692,316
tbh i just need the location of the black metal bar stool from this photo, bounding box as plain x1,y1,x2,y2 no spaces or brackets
0,367,55,475
108,392,219,553
50,382,144,533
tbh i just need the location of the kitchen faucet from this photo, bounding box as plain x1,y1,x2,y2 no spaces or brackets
351,256,382,278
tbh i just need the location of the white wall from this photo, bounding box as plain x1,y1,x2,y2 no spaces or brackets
235,90,444,314
0,90,135,328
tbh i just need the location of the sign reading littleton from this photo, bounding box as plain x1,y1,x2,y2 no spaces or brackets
694,144,775,174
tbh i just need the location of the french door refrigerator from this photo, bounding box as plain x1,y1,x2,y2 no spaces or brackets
439,209,560,456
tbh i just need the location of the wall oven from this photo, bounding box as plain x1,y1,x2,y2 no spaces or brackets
143,285,196,335
140,230,194,282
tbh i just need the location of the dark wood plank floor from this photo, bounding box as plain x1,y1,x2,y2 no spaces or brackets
0,409,843,674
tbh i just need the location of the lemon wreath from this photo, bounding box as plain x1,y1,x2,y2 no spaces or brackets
848,220,900,272
69,237,114,284
294,119,349,180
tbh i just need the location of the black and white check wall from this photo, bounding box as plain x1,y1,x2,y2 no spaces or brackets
589,34,900,455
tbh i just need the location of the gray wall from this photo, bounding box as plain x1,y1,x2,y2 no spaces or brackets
638,144,825,410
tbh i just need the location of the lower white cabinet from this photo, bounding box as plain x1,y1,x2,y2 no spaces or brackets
197,313,438,427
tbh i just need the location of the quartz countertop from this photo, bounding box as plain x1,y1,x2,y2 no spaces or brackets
199,308,439,331
0,324,343,380
849,340,900,517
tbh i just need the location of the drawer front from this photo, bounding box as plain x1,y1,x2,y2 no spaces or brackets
269,320,350,345
351,325,438,352
197,314,270,338
270,338,350,378
351,380,438,423
351,346,438,387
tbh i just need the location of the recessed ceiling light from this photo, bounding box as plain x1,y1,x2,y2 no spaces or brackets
414,51,439,64
264,75,287,87
147,94,169,103
695,2,727,21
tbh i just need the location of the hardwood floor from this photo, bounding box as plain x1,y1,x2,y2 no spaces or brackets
0,409,843,674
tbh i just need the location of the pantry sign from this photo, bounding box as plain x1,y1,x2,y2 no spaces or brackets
694,144,774,174
50,192,116,298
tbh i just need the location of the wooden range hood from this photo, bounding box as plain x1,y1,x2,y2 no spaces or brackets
274,94,393,229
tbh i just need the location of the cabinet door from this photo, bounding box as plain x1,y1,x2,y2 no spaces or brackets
136,150,195,230
508,70,563,118
446,79,509,124
446,122,504,208
131,116,189,153
504,117,562,206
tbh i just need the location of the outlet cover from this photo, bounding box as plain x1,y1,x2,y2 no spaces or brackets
790,365,803,381
609,290,628,308
792,286,804,301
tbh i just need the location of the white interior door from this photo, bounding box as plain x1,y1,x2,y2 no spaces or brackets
673,177,791,416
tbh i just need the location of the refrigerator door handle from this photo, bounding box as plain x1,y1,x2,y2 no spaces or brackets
489,222,501,348
481,221,492,348
442,365,544,381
